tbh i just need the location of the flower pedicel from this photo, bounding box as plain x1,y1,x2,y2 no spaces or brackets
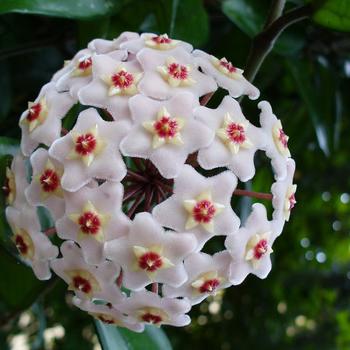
4,31,296,332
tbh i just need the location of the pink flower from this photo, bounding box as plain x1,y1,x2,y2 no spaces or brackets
104,212,196,290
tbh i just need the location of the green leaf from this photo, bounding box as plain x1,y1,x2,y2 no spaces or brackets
286,59,330,156
95,321,172,350
0,137,19,157
313,0,350,32
0,0,129,19
222,0,305,55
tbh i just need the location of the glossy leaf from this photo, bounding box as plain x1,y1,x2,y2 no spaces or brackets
313,0,350,32
0,0,128,19
96,321,172,350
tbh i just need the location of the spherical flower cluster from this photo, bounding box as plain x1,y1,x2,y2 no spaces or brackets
4,32,296,331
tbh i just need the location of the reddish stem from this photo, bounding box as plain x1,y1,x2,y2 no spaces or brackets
151,283,159,294
127,170,148,183
127,191,145,218
133,158,145,171
61,127,68,136
123,184,144,202
116,270,123,288
233,189,273,200
44,227,56,236
143,186,155,212
200,92,214,106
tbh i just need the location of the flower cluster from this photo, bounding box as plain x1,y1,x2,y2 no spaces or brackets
4,32,296,331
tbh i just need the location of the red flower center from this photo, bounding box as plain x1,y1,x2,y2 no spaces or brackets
39,169,60,193
98,315,115,324
220,59,237,73
111,71,134,89
279,129,288,148
199,278,220,293
78,57,92,71
152,35,172,44
289,193,296,210
73,276,92,294
193,200,216,223
138,252,163,272
226,123,246,144
78,212,101,235
15,235,28,255
75,133,96,156
253,239,269,260
167,63,188,80
27,103,42,122
142,313,162,324
154,116,178,138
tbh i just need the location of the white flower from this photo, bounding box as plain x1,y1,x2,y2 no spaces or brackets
137,47,217,100
163,251,231,305
6,206,58,280
225,203,284,284
120,33,193,54
195,95,266,181
19,82,76,156
25,148,65,220
51,240,123,302
272,158,297,222
116,290,191,329
259,100,291,180
49,108,129,192
104,212,196,290
78,54,143,120
88,31,139,53
193,50,260,100
55,181,130,265
120,92,214,178
153,165,240,250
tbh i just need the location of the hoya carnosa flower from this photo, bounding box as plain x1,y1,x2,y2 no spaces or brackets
225,203,283,285
137,48,217,100
153,165,240,250
195,96,266,182
19,82,76,156
193,50,260,100
25,148,65,220
272,159,297,222
259,101,291,180
55,181,129,265
120,92,214,178
105,212,196,290
72,297,143,332
120,33,193,54
163,251,231,305
51,240,124,302
6,206,58,280
78,54,143,120
4,154,29,209
117,290,191,329
49,108,129,192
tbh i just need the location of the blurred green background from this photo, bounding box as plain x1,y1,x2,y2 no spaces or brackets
0,0,350,349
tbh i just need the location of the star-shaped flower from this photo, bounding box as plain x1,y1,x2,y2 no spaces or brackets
120,92,214,178
195,96,266,182
163,251,231,305
120,32,193,54
116,290,191,329
137,47,217,100
4,154,30,210
25,148,65,220
271,159,297,222
225,203,284,284
104,212,197,290
51,241,123,302
6,206,58,280
72,297,143,332
78,54,143,120
259,101,291,180
49,108,129,192
193,50,260,100
19,82,75,156
55,181,130,264
153,165,240,250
